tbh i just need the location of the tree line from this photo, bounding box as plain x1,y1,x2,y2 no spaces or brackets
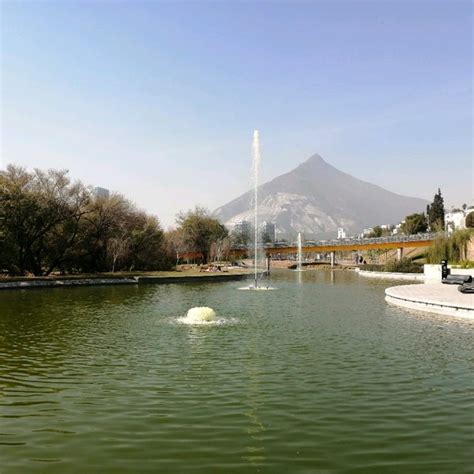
0,166,230,276
2,166,470,276
368,188,453,237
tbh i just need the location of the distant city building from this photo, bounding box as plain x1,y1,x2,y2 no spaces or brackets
231,220,252,244
233,219,251,233
445,208,474,234
392,223,401,235
94,187,110,199
337,228,346,239
260,221,276,243
391,221,405,235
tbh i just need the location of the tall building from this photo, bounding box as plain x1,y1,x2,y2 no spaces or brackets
260,221,276,243
337,228,346,239
94,187,110,199
231,220,252,244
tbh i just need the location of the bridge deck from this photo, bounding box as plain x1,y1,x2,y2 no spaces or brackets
179,233,439,260
263,239,432,255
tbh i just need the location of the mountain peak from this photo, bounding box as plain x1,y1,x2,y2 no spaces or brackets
304,153,326,164
295,154,331,173
214,153,428,238
293,153,332,177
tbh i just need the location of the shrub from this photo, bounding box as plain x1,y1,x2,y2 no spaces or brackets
360,259,423,273
427,229,473,264
383,258,423,273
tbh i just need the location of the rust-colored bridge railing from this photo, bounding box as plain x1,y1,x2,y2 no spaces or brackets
179,232,441,261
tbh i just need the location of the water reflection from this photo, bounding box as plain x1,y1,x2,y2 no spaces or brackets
242,320,267,467
0,271,472,473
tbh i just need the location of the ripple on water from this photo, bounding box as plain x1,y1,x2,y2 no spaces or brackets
175,316,239,326
0,272,472,473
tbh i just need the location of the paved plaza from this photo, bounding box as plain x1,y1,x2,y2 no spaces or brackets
386,283,474,318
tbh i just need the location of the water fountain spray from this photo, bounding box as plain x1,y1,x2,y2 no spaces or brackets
238,131,275,291
252,130,260,288
297,232,303,271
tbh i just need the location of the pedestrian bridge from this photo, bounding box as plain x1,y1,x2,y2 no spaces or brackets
254,232,437,255
181,232,439,264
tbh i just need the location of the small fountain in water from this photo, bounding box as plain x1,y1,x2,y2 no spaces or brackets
179,307,217,324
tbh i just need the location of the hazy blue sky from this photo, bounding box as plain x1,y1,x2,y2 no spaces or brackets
1,0,472,227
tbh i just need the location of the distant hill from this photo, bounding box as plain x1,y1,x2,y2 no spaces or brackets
214,154,428,239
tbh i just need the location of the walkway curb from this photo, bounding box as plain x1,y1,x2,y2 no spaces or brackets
359,270,424,281
385,284,474,318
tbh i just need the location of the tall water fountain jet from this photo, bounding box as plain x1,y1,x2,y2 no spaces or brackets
296,232,303,271
252,130,260,288
238,130,275,290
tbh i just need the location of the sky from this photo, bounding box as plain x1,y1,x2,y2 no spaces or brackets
1,0,472,227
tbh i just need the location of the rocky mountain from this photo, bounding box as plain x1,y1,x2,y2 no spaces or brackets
214,154,428,239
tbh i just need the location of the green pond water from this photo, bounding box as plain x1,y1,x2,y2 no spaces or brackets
0,270,472,473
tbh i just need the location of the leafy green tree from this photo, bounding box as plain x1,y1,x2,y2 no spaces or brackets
368,226,383,238
124,213,169,271
401,213,428,235
427,188,445,230
176,207,228,262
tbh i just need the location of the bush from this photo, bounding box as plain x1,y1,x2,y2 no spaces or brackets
361,264,384,272
427,229,473,264
360,259,423,273
383,258,423,273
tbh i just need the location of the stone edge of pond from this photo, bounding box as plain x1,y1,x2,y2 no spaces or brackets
358,270,425,281
385,284,474,319
0,272,251,290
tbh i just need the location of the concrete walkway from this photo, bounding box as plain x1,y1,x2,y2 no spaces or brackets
385,284,474,318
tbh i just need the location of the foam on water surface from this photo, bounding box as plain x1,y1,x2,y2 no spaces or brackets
177,307,236,325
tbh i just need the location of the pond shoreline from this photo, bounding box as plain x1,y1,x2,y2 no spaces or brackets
0,270,253,290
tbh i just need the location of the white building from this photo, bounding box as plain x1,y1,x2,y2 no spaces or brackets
445,208,474,234
337,228,346,239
